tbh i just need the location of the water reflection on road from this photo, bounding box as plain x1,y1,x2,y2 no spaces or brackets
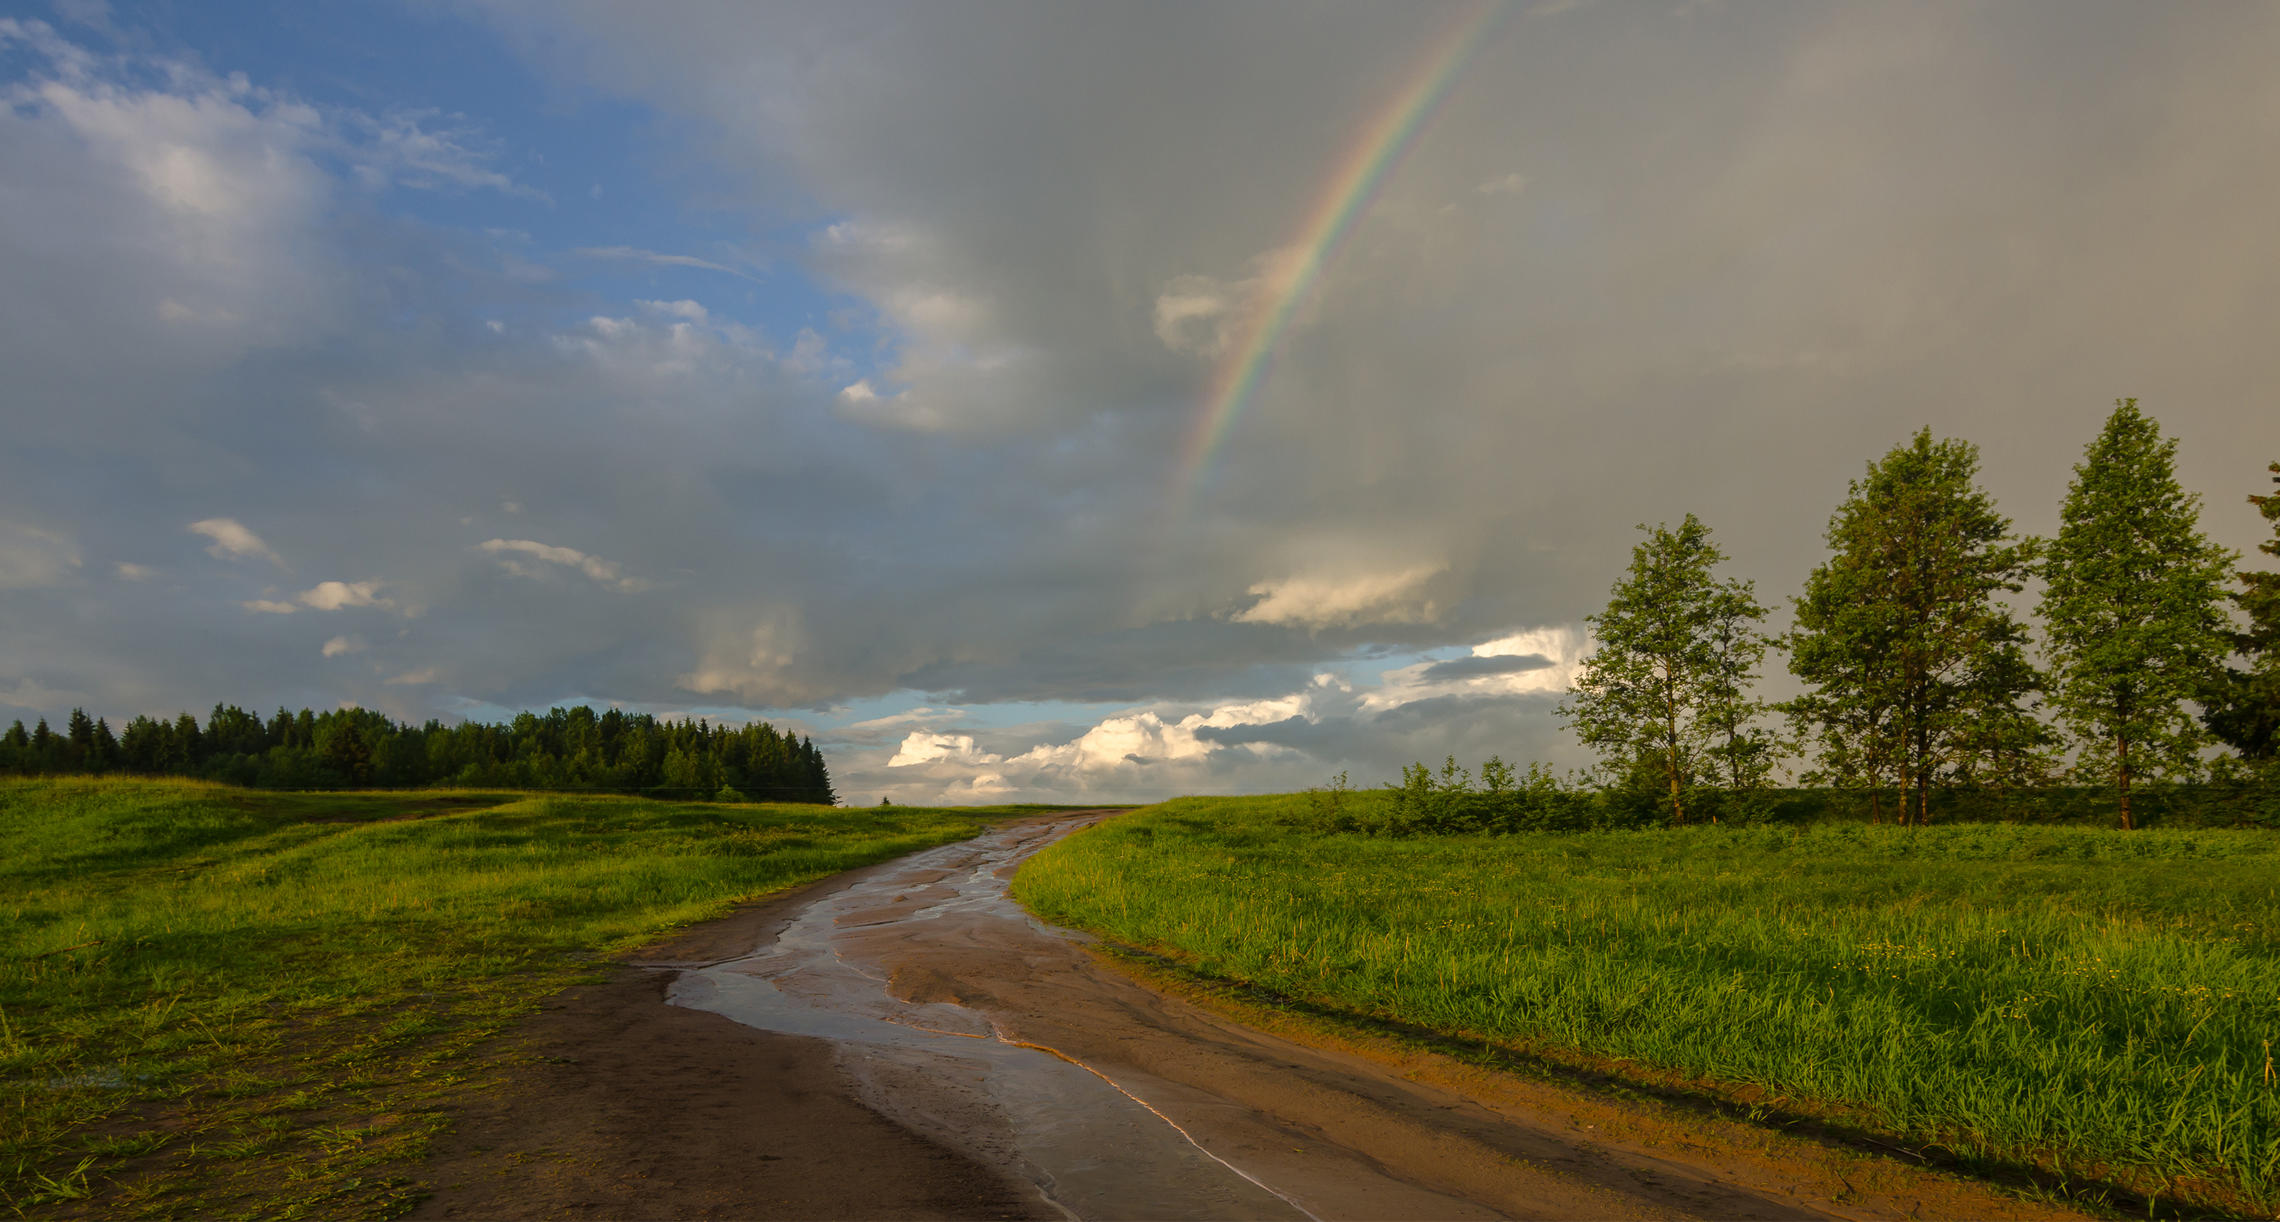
668,814,1312,1222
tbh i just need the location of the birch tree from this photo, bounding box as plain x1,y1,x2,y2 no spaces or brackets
1561,514,1771,824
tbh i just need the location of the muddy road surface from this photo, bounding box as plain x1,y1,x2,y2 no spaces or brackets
416,812,2087,1220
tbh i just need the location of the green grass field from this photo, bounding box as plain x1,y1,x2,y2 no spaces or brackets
0,778,1019,1218
1013,795,2280,1216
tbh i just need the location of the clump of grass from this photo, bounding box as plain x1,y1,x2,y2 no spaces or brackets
1,777,1006,1218
1014,797,2280,1215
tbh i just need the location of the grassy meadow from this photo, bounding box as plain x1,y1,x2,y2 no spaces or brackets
0,777,1019,1218
1013,795,2280,1216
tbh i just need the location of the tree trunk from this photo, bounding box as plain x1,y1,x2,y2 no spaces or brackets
2117,732,2134,830
1665,677,1684,826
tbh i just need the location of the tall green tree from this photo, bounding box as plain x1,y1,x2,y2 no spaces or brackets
1700,575,1781,807
2205,460,2280,764
1786,429,2038,826
1560,514,1772,824
2038,401,2236,829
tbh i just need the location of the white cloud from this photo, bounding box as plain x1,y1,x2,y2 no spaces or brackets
187,518,283,566
477,538,647,593
1231,564,1444,629
1150,278,1234,356
320,635,364,657
1476,171,1526,195
850,626,1589,802
243,598,298,614
0,523,81,590
297,580,391,611
384,666,440,686
1362,625,1591,712
1007,690,1313,776
113,562,153,581
886,731,1002,768
1149,249,1300,358
837,379,878,403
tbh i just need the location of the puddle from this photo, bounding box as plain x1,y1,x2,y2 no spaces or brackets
668,816,1311,1222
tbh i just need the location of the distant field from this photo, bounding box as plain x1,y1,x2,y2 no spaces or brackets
1014,796,2280,1216
0,778,1010,1218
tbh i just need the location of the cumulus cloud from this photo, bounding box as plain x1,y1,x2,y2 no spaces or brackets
1231,565,1444,629
296,580,391,612
243,599,298,614
321,635,364,657
844,627,1588,802
1362,626,1590,712
113,562,154,581
384,666,441,686
886,731,1001,768
477,538,647,593
187,518,283,566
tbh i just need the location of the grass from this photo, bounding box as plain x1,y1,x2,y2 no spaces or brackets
1012,794,2280,1217
1,777,1018,1218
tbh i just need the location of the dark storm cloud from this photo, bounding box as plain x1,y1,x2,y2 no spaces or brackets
7,4,2280,800
1417,653,1554,682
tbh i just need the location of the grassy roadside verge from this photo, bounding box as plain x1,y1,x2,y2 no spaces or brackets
1011,795,2280,1217
1,778,1014,1218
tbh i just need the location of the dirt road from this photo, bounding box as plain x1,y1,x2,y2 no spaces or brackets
415,812,2088,1220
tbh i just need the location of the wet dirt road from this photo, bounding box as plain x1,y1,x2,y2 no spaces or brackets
639,812,2084,1222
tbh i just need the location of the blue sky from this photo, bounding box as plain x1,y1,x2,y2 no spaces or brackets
3,1,2276,802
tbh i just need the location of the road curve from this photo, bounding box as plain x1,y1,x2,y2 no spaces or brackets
645,812,2080,1222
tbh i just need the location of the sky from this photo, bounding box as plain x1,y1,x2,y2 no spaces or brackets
2,0,2276,804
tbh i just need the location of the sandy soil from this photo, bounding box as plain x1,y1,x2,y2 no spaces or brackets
412,813,2096,1221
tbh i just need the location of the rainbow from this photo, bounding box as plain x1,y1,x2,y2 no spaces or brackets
1177,1,1511,490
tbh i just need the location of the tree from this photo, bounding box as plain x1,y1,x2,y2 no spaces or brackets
1786,429,2038,826
66,709,95,769
1560,514,1772,824
2205,460,2280,764
2038,401,2236,829
325,718,374,786
1700,574,1781,817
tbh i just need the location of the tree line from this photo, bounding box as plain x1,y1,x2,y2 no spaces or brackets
0,703,837,804
1559,399,2277,829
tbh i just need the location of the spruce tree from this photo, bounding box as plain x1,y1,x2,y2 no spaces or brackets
2038,400,2236,829
0,720,25,774
1786,429,2038,825
1560,514,1771,824
2205,460,2280,763
66,708,95,769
